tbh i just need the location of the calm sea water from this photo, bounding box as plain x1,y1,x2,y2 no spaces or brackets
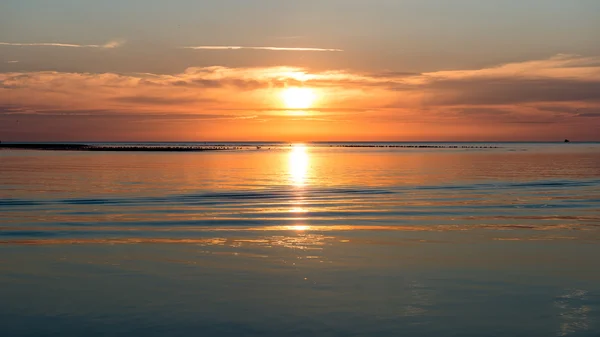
1,143,599,336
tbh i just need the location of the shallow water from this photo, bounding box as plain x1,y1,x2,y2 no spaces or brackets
1,143,599,336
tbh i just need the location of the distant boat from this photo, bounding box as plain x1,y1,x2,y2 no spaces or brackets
564,139,570,143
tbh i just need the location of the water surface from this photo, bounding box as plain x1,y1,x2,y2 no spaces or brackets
1,143,599,336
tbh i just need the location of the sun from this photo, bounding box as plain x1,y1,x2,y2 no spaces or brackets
281,87,316,109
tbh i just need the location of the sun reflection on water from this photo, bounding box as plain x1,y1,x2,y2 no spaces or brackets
289,144,309,186
290,207,307,213
289,225,310,231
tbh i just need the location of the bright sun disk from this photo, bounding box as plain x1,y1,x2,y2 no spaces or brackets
282,87,316,109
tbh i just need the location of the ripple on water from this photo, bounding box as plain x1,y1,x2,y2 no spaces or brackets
1,178,599,244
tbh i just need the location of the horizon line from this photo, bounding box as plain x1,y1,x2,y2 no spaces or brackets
1,140,592,144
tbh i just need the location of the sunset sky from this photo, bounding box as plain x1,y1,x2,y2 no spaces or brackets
1,0,600,141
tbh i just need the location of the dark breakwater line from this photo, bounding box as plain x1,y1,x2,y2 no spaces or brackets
1,143,500,151
0,144,242,152
329,144,500,149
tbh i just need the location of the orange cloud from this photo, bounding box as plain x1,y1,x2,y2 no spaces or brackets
1,55,599,141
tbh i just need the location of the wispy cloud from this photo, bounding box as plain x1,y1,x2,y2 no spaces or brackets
0,39,125,49
5,60,19,63
183,45,343,52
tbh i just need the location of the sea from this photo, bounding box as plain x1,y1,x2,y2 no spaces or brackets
1,142,599,336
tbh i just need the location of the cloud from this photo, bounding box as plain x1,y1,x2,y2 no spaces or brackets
573,109,600,118
1,54,600,140
3,55,600,107
422,78,600,106
424,54,600,81
0,39,125,49
100,40,126,48
404,55,600,108
6,60,19,63
183,45,343,52
114,95,215,105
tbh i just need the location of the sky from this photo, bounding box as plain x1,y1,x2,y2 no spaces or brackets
1,0,600,141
